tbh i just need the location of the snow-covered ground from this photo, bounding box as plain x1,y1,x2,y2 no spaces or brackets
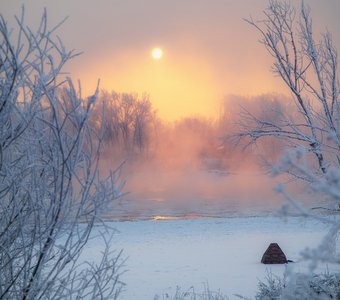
84,216,336,299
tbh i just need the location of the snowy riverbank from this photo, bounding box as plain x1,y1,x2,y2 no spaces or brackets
83,216,336,299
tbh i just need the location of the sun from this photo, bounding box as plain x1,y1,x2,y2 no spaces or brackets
151,47,163,60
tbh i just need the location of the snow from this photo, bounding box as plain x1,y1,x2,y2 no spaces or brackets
83,216,336,299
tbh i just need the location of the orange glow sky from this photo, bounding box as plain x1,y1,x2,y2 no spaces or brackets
2,0,340,121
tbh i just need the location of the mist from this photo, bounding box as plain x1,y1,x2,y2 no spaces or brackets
92,91,307,219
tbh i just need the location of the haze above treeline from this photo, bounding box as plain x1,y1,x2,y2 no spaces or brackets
2,0,340,121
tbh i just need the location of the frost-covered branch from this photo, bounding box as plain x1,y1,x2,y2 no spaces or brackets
240,0,340,175
0,8,124,300
236,1,340,298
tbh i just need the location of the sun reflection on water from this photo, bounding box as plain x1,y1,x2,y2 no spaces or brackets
152,214,207,221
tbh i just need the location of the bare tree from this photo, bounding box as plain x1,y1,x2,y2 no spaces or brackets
237,0,340,178
93,91,155,157
0,9,123,300
236,1,340,298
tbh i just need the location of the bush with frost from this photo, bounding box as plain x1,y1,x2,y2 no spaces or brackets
0,8,124,299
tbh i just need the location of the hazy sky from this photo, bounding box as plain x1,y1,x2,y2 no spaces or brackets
2,0,340,120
